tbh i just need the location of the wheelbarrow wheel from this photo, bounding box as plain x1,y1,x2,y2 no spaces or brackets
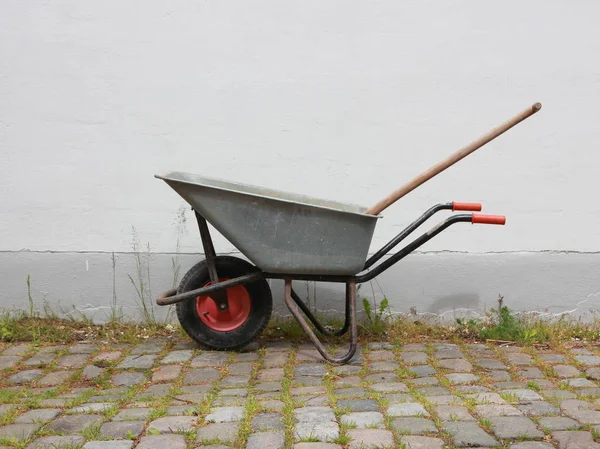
175,256,272,350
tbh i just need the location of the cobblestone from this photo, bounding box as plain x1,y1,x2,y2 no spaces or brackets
337,399,379,412
476,358,508,370
575,355,600,366
251,413,284,431
489,416,544,439
112,372,146,386
444,421,499,447
347,429,394,449
118,355,156,370
446,373,479,384
399,436,444,449
553,430,600,449
517,401,560,416
553,365,581,378
23,353,55,367
112,408,151,421
196,423,240,443
84,442,132,449
434,405,474,421
247,431,284,449
136,435,186,449
340,412,384,428
206,407,245,423
538,416,580,431
562,377,596,388
438,359,472,372
475,404,523,418
0,355,21,369
391,417,438,434
99,421,144,439
14,409,60,423
160,350,192,364
3,339,600,448
388,402,429,417
27,435,85,449
83,365,105,380
294,407,339,442
0,424,40,441
8,369,42,384
58,354,88,369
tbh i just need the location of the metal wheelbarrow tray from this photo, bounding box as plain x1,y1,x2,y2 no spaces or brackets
155,102,542,364
157,172,379,276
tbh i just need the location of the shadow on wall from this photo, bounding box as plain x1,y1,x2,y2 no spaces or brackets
427,293,481,316
269,279,483,323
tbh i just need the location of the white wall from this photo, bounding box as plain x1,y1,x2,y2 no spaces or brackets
1,1,600,320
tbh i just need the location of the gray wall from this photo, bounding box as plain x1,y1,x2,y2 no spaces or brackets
2,250,599,323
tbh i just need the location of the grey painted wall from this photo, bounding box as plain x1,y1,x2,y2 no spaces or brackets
2,250,599,324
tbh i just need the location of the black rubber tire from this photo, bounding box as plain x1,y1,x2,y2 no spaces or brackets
175,256,272,350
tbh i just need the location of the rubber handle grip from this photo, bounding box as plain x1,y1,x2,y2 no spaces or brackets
472,214,506,225
452,202,482,211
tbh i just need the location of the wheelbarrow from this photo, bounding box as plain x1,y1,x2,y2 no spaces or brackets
155,102,542,364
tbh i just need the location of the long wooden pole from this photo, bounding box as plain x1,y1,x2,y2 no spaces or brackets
365,102,542,216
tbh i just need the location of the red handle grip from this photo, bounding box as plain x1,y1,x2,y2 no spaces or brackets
472,214,506,225
452,202,482,211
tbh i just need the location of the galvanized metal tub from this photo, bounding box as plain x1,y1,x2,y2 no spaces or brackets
156,172,380,275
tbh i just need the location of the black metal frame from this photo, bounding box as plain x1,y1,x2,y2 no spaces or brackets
157,203,476,363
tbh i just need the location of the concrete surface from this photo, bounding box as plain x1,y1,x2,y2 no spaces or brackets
1,250,599,323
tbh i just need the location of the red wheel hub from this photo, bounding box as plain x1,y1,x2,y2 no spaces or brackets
195,278,251,331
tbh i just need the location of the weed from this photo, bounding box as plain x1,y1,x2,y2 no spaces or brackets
102,405,120,420
125,430,137,440
454,296,553,345
128,226,156,324
26,274,34,316
263,317,306,342
0,312,178,344
170,205,187,289
0,437,20,447
0,406,20,426
6,285,600,350
180,429,197,441
109,252,123,324
0,389,27,404
0,313,17,341
500,392,519,403
479,417,492,430
333,434,351,444
298,436,321,443
80,423,102,440
236,396,260,446
360,283,391,337
281,348,298,447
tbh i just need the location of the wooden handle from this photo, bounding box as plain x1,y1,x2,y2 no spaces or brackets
365,102,542,216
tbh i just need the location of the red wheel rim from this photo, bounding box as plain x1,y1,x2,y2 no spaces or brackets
195,278,251,331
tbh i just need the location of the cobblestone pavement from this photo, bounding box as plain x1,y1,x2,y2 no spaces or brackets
3,339,600,448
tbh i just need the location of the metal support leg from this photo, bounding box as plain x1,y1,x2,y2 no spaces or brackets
285,279,357,364
290,288,350,337
195,211,229,311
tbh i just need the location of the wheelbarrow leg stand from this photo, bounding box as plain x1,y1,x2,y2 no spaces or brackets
195,211,229,312
289,288,351,337
284,279,357,364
